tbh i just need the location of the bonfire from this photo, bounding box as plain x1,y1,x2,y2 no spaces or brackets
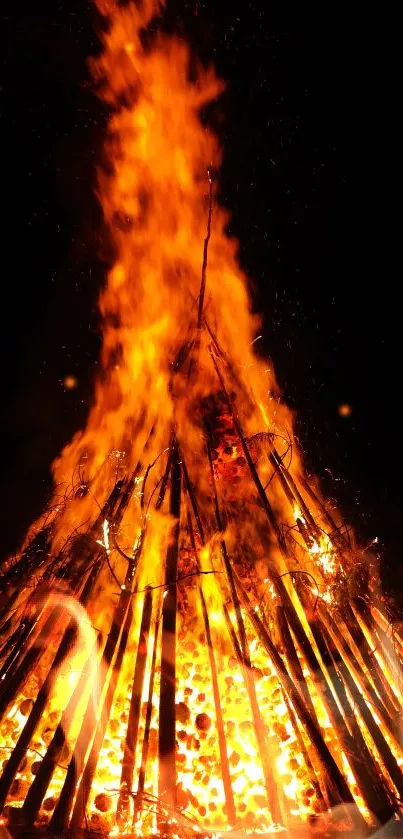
1,1,402,837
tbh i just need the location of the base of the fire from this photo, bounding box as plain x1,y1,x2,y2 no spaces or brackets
2,393,403,838
2,807,403,839
3,806,403,839
2,364,403,838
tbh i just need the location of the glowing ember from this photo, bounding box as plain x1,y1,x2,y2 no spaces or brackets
338,404,353,417
62,375,78,390
0,1,403,837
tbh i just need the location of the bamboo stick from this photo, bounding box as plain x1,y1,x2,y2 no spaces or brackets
233,572,363,821
306,608,395,822
268,450,321,544
116,587,153,827
204,562,285,823
196,176,213,330
132,605,161,825
158,441,181,826
270,580,381,812
321,606,401,745
346,604,401,718
320,621,403,805
277,606,318,724
156,443,174,512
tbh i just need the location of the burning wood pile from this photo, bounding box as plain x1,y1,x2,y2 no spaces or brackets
1,1,403,836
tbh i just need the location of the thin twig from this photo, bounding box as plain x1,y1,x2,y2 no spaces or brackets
197,173,213,329
141,447,169,511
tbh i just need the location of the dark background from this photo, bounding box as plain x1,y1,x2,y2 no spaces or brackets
1,2,401,599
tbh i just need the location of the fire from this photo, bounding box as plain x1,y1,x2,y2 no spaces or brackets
1,0,403,836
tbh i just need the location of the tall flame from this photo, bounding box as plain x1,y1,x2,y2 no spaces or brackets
48,0,296,549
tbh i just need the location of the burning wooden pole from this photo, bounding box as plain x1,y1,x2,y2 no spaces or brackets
196,176,213,331
116,586,153,827
157,440,181,826
276,605,318,724
133,604,161,825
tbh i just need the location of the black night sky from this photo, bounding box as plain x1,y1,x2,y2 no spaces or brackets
1,2,401,601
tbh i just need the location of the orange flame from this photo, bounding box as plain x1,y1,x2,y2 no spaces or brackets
47,0,296,551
